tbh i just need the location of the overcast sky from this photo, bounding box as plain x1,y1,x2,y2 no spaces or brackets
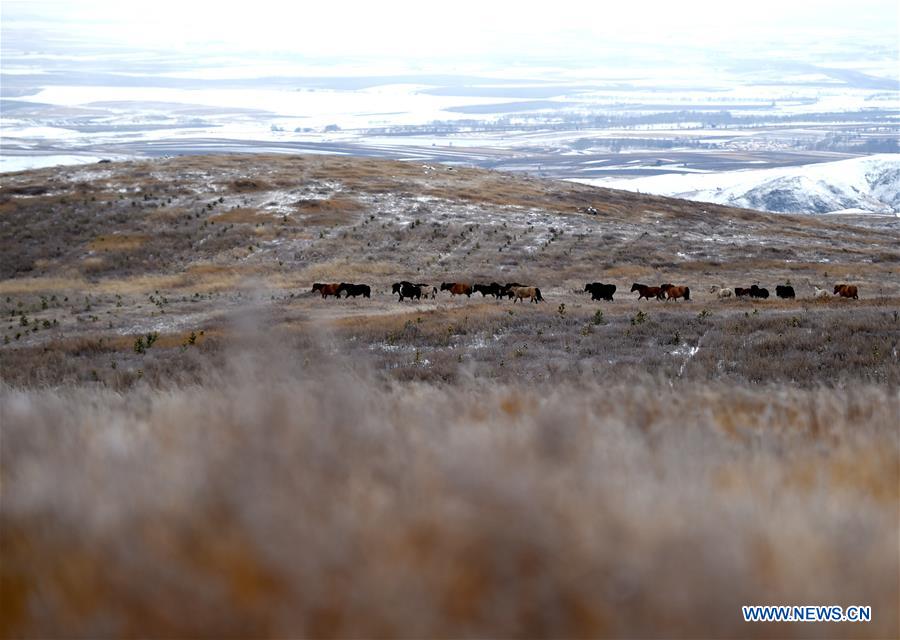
3,0,898,62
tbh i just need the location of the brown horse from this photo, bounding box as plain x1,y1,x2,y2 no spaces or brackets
312,282,341,299
510,286,544,303
660,284,690,301
833,284,859,299
441,282,473,297
501,282,526,299
631,283,662,300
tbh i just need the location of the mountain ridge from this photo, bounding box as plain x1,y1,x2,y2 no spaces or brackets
579,154,900,215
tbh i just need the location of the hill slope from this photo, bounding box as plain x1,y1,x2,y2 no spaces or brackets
2,153,896,285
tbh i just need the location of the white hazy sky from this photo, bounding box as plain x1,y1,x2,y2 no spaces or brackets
3,0,899,60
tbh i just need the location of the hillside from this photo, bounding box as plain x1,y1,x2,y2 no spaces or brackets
1,155,898,639
580,153,900,215
2,153,897,285
2,153,898,371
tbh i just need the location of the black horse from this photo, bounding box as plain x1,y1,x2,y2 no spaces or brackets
338,283,371,298
749,285,769,299
392,281,425,301
474,282,504,298
775,285,795,299
585,282,616,301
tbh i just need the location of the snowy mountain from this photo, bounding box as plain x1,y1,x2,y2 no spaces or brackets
581,154,900,215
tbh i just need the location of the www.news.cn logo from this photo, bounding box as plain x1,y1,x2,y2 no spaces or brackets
742,605,872,623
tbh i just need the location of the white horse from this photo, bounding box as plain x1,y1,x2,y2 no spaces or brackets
813,286,830,300
708,285,733,299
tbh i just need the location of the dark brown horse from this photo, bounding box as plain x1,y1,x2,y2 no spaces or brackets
631,283,662,300
312,283,341,299
660,284,690,301
833,284,859,299
441,282,473,297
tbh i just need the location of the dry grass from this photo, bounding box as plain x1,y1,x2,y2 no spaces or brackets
87,234,149,252
298,260,410,283
294,195,365,226
1,347,897,639
224,177,275,192
208,208,279,225
0,276,90,295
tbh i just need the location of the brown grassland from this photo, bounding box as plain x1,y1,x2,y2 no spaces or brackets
1,154,898,638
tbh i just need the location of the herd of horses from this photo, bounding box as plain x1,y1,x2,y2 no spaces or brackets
395,281,545,303
311,280,860,303
311,282,371,298
312,281,546,303
707,283,859,300
629,283,691,301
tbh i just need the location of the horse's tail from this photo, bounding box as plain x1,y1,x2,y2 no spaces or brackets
535,288,544,302
684,287,690,301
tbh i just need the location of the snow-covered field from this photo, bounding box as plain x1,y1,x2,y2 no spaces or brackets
572,154,900,215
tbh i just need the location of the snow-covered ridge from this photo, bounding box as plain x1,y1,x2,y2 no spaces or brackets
576,154,900,215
